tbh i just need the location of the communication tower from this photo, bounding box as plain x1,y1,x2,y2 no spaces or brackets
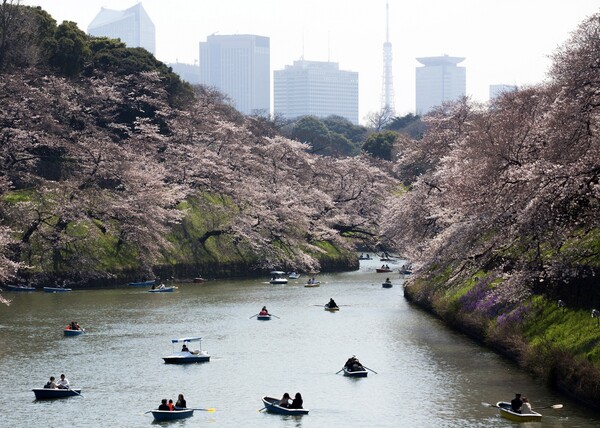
381,1,395,114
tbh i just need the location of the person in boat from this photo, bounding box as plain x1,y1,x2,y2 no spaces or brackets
259,306,269,316
327,298,338,309
278,392,291,408
290,392,303,409
175,393,187,409
510,393,523,412
158,399,170,411
181,343,190,352
344,355,363,372
168,399,175,410
44,376,58,389
151,284,157,290
385,277,391,283
56,373,69,389
520,397,533,414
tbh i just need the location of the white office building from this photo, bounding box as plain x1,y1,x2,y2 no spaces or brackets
274,60,359,124
199,34,270,116
415,55,466,115
88,3,155,55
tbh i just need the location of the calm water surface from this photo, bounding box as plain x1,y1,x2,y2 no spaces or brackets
1,258,599,427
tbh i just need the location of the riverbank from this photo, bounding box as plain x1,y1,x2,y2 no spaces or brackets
403,277,600,412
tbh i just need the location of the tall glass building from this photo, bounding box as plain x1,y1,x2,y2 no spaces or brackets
415,55,466,115
88,3,156,55
199,35,270,116
274,60,359,124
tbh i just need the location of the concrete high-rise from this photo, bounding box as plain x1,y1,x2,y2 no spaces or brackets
274,60,359,124
88,3,156,55
415,55,466,115
199,34,270,116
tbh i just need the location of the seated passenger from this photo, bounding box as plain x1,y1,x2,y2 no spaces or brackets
290,392,303,409
278,392,291,408
44,376,57,389
181,344,190,353
158,399,170,411
259,306,269,315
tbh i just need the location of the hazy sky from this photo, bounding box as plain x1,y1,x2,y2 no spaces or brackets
25,0,600,123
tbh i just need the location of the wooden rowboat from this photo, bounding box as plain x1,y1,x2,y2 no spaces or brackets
32,388,81,399
6,284,36,292
257,314,272,320
43,286,72,292
150,408,194,421
497,401,542,422
262,396,309,415
147,286,175,293
343,367,368,377
64,328,85,336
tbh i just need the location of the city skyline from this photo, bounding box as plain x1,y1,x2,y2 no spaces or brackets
25,0,600,123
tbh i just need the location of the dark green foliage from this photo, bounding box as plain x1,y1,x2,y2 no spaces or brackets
50,21,90,76
385,113,425,140
362,131,398,160
291,116,331,154
322,115,368,146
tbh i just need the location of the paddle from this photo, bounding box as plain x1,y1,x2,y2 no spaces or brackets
67,387,83,397
269,314,281,319
336,368,344,374
249,314,259,319
481,402,499,408
532,404,563,410
362,365,378,374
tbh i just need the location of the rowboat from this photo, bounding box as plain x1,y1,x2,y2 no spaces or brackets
324,305,339,312
6,284,36,291
375,268,392,273
193,277,206,283
382,282,393,288
496,401,542,422
147,285,175,292
269,271,288,284
43,286,72,293
343,367,368,377
150,409,194,421
257,314,272,320
358,254,372,260
288,272,301,279
304,280,320,287
64,327,85,336
128,279,156,287
32,388,81,399
261,396,309,415
163,337,210,364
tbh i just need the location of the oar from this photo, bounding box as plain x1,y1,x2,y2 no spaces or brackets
269,314,281,319
249,314,259,319
336,368,344,374
191,407,216,412
481,402,499,408
67,387,83,397
362,365,378,374
532,404,563,410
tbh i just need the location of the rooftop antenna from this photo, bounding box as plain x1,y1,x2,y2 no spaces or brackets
380,0,395,114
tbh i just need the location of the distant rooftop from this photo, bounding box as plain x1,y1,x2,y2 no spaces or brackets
88,3,147,30
416,55,465,66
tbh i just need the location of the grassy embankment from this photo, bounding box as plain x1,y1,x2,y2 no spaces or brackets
3,191,356,283
404,232,600,409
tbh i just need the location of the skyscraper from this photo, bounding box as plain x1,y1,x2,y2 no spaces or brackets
88,3,156,55
199,34,270,116
274,60,359,124
415,55,466,115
